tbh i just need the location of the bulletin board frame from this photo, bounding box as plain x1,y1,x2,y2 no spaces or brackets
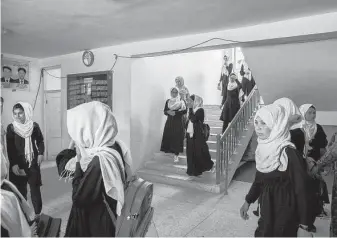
67,70,113,110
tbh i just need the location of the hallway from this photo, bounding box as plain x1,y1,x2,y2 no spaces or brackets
36,160,331,237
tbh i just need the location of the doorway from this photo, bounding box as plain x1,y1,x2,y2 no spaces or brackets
44,67,62,160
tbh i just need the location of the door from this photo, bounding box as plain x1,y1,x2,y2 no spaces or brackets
45,91,62,160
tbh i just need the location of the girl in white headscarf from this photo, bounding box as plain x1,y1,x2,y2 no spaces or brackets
299,103,330,223
160,87,187,163
273,98,307,155
6,102,44,218
220,73,242,133
175,76,190,101
185,95,213,176
56,101,133,237
240,104,312,237
1,147,36,237
299,104,328,160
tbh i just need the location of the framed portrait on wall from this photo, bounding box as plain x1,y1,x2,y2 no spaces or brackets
1,57,30,91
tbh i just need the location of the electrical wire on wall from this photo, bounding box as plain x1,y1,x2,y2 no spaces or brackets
45,37,243,79
35,37,244,104
33,68,44,110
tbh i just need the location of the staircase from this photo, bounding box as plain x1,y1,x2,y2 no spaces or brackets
137,105,248,194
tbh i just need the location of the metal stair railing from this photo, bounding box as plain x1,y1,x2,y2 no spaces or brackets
215,86,261,194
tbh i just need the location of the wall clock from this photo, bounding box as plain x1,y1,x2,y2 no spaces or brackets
82,50,94,67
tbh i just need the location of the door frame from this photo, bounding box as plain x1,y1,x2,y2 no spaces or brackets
44,90,62,161
43,65,62,161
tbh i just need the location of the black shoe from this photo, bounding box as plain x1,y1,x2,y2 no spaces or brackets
308,224,316,233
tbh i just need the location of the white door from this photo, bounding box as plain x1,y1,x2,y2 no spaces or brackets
45,91,62,160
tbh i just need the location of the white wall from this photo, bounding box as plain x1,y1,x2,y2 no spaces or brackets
38,12,337,170
243,38,337,125
1,54,44,130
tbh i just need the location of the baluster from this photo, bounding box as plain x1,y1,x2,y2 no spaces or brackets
216,134,221,184
224,137,229,195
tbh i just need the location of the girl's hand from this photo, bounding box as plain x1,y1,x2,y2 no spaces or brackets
240,201,250,220
37,155,44,166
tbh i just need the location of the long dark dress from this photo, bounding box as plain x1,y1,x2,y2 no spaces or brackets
6,122,44,215
186,108,214,176
306,124,330,212
241,76,256,99
307,124,328,161
245,147,310,237
160,99,187,155
56,144,124,237
220,80,242,133
220,63,233,106
290,128,321,227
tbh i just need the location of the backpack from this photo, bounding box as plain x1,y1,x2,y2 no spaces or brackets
103,175,154,237
202,123,210,141
37,213,62,237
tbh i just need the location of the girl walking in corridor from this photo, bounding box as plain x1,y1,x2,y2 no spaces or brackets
240,104,312,237
299,104,329,220
56,101,133,237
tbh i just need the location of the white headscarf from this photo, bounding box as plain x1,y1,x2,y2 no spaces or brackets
299,104,317,141
227,74,238,91
63,101,132,216
12,102,34,166
187,95,203,138
1,144,10,180
255,104,296,173
273,98,302,130
1,150,35,237
299,104,318,157
168,87,186,111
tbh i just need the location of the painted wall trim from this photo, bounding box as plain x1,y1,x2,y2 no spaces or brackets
316,111,337,126
134,31,337,58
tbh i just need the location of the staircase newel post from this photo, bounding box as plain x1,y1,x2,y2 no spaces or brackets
216,134,221,185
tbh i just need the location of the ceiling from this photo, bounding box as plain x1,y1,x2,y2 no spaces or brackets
2,0,337,58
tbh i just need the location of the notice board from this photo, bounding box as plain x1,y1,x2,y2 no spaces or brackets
67,71,113,110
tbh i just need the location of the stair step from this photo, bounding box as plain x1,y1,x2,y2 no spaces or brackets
144,159,216,175
183,147,216,153
181,147,217,158
137,168,226,194
177,155,216,163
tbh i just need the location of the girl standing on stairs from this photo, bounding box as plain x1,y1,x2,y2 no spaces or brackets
220,73,242,133
240,104,312,237
161,87,187,163
186,95,213,176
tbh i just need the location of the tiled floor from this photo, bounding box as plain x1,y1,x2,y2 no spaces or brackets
145,181,331,237
35,162,331,237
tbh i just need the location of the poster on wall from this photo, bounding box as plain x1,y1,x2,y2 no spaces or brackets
1,58,30,91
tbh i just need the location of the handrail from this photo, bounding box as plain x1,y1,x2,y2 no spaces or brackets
216,86,260,194
220,85,258,141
